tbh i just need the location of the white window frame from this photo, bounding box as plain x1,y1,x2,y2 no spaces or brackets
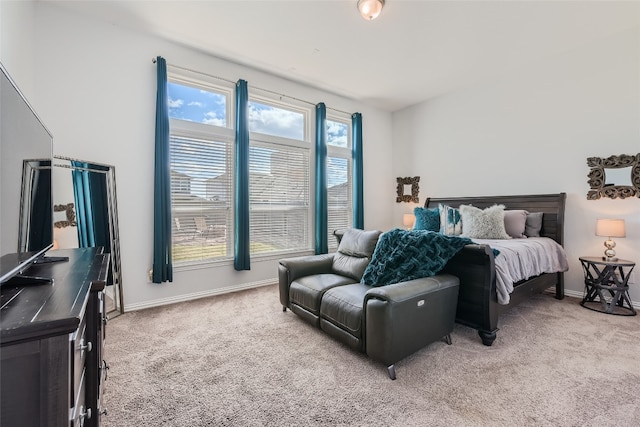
167,73,236,268
326,114,353,251
247,93,314,259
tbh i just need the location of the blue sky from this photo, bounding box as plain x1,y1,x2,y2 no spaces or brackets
168,82,226,126
168,82,348,190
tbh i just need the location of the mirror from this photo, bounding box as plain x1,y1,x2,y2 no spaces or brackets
587,153,640,200
604,167,632,186
19,159,53,253
52,156,123,317
396,176,420,203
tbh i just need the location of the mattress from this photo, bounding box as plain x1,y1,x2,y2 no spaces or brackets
470,237,569,304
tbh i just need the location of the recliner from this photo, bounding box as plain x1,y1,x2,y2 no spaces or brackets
278,228,460,379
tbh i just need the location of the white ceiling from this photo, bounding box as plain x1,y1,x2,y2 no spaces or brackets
44,0,640,112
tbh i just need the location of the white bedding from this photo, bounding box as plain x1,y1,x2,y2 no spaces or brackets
471,237,569,305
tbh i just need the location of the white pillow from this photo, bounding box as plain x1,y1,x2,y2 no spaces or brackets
460,204,512,239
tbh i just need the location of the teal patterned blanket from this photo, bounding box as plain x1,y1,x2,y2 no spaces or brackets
361,228,472,287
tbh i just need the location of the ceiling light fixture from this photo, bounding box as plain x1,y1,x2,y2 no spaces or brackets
357,0,385,21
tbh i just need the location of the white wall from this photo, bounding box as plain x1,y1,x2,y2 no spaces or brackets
6,3,392,311
392,27,640,302
0,1,37,100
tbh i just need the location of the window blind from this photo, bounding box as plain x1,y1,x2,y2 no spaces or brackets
248,140,310,254
170,135,232,263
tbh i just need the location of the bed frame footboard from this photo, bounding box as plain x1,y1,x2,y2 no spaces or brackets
444,245,564,346
426,193,567,346
442,244,499,345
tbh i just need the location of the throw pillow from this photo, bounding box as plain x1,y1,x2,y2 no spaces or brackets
503,210,528,238
413,207,440,231
525,212,544,237
439,204,462,236
460,204,511,239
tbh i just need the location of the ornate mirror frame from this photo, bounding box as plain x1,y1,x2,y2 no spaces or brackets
53,203,77,228
396,176,420,203
587,153,640,200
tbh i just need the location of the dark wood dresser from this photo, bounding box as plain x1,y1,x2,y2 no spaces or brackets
1,247,110,427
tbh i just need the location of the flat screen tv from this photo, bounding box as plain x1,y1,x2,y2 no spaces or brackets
0,62,54,286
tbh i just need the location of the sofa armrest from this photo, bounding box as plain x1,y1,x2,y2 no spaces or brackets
365,274,459,304
278,254,335,308
364,274,460,366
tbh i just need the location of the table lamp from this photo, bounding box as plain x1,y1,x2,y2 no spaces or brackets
596,218,625,261
403,214,415,230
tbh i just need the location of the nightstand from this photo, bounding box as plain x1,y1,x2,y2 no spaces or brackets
579,256,636,316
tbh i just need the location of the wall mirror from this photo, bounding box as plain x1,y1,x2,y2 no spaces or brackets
396,176,420,203
586,153,640,200
52,156,123,317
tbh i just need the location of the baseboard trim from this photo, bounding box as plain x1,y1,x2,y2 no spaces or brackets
563,289,584,300
123,278,276,312
123,283,639,314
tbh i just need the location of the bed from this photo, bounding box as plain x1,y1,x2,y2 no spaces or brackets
423,193,567,346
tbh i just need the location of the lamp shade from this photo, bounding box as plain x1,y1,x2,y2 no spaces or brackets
357,0,385,20
596,219,626,238
403,213,415,229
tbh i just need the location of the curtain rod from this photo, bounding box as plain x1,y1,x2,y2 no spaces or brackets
152,57,353,117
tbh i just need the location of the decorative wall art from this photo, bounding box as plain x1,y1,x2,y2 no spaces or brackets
53,203,77,228
586,153,640,199
396,176,420,203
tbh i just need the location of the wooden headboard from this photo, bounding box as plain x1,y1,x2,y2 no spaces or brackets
424,193,567,246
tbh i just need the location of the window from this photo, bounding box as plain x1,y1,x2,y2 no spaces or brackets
167,77,234,265
166,72,350,265
248,97,312,256
249,100,304,141
326,118,352,251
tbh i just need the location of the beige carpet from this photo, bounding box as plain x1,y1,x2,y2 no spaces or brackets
102,284,640,427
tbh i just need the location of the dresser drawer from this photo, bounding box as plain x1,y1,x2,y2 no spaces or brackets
70,312,89,404
70,369,91,427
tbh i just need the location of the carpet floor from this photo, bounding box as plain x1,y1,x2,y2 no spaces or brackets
102,284,640,427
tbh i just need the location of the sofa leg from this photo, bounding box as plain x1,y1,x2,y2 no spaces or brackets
443,334,452,345
387,365,396,380
282,306,287,312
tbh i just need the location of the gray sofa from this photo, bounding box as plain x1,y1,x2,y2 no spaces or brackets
278,228,460,379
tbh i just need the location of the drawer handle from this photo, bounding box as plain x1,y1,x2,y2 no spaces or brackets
79,340,93,353
77,406,92,427
102,360,110,380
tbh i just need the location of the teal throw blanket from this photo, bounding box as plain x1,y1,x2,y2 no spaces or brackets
361,228,472,287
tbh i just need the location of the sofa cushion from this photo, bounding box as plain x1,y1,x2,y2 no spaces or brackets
332,228,382,281
290,274,356,316
320,283,370,340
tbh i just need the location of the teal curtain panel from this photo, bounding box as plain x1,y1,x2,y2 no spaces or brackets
352,112,364,229
152,56,173,283
315,103,328,254
234,79,251,270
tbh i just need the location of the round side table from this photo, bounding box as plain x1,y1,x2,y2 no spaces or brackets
579,256,636,316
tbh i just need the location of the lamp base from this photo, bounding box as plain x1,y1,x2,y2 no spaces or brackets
603,240,617,262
